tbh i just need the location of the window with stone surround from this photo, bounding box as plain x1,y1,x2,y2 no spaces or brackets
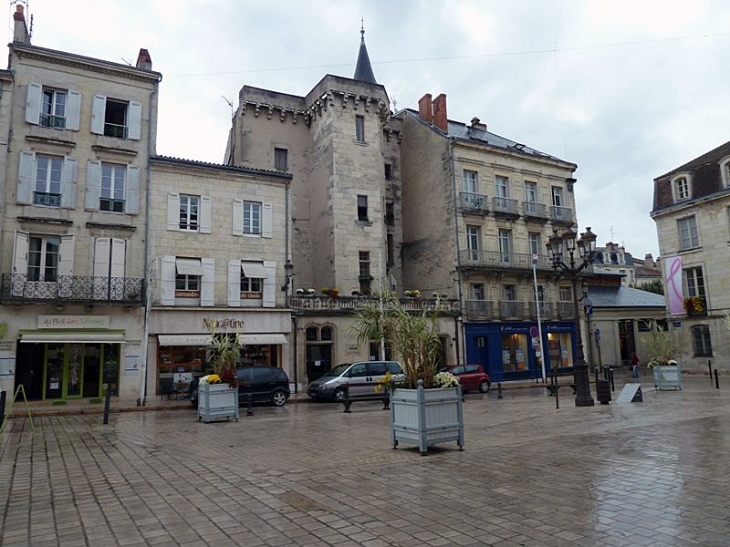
678,216,699,250
355,115,365,142
357,195,368,221
692,324,712,357
672,174,691,202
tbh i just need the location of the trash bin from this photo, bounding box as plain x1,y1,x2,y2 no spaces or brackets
596,378,611,405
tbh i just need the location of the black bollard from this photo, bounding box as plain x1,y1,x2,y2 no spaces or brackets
103,386,112,424
708,360,714,386
714,369,720,390
246,393,254,415
0,390,5,429
497,383,503,399
609,367,615,392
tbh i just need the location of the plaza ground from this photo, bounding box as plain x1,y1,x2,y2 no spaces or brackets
1,370,729,546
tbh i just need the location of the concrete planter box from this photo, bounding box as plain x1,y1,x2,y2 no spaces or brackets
390,383,464,454
198,383,239,423
653,365,682,391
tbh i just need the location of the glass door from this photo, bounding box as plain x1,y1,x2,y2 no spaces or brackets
44,343,65,399
83,344,102,398
66,344,83,398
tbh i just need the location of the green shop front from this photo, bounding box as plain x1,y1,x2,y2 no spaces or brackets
15,315,126,401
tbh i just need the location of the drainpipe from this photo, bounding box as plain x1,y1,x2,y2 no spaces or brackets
137,80,159,406
448,137,465,365
292,315,298,394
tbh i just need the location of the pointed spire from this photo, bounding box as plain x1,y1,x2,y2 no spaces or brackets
354,19,377,84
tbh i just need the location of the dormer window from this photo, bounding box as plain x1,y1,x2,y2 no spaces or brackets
720,156,730,188
672,174,691,202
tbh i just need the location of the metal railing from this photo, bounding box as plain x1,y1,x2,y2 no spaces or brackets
104,123,127,139
459,191,489,213
464,299,496,320
556,300,575,320
492,196,519,216
550,205,573,224
464,300,571,321
1,274,144,304
40,114,66,128
289,295,461,313
522,200,548,219
459,249,553,270
33,192,61,207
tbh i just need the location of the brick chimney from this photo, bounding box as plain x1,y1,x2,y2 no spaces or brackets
418,93,433,123
13,4,30,44
431,93,448,132
136,48,152,70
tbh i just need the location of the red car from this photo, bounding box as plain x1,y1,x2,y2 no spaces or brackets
448,364,491,393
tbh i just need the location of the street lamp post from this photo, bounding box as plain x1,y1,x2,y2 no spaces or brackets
546,226,597,407
282,259,294,307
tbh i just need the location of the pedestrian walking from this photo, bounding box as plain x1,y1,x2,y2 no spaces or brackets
630,352,640,379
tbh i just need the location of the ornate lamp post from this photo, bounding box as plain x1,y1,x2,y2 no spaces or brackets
281,259,294,307
546,226,597,407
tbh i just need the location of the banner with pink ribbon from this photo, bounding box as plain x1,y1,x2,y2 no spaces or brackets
665,255,684,316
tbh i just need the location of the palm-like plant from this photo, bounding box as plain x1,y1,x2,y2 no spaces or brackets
352,294,442,388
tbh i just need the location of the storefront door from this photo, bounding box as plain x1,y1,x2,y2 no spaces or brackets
41,343,104,400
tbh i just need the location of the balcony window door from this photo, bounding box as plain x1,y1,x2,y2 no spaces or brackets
463,170,478,193
466,226,480,261
28,235,61,282
93,238,126,300
499,229,512,263
471,284,484,300
12,231,73,298
34,155,63,207
525,181,537,203
552,186,563,207
495,176,510,198
528,232,541,257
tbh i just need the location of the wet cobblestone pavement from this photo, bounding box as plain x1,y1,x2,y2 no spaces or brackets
2,372,729,546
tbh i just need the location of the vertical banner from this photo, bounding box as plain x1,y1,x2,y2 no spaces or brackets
665,255,684,316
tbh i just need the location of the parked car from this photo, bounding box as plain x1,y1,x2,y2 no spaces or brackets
448,364,491,393
190,366,291,407
307,360,403,401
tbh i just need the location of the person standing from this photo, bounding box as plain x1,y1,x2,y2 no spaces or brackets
630,352,640,379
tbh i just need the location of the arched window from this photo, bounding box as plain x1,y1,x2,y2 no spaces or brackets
671,173,691,202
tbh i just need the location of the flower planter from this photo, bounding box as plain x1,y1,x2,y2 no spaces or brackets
653,365,682,391
390,383,464,455
198,383,239,423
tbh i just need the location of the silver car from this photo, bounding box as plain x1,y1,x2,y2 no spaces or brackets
307,361,403,401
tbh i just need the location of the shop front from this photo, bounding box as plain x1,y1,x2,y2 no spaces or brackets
464,321,576,383
147,310,292,399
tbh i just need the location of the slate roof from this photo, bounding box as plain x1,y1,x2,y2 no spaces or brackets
587,286,666,308
353,28,376,84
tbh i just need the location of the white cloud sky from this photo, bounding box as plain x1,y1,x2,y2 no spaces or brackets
13,0,730,259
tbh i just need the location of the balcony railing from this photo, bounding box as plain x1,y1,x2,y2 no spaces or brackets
464,300,571,321
550,205,573,224
1,274,145,304
522,201,549,220
492,196,519,217
465,299,496,320
33,191,61,207
289,295,461,313
459,191,489,214
459,250,553,270
104,123,127,139
556,300,575,320
500,300,525,319
40,114,66,128
529,301,555,320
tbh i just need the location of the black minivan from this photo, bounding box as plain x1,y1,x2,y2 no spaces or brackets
190,366,291,407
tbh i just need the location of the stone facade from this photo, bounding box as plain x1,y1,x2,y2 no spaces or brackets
652,140,730,371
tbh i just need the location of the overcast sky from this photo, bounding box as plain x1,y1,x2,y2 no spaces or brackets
13,0,730,260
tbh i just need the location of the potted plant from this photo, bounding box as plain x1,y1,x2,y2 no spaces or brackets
353,295,464,455
645,328,681,391
197,327,240,422
683,295,706,316
327,287,340,298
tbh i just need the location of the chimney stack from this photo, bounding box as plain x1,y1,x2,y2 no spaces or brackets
418,94,433,124
470,117,487,132
431,93,447,132
136,48,152,70
13,4,30,44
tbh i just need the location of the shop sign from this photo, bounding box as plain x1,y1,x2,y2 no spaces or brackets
202,318,245,330
500,325,528,333
38,315,110,329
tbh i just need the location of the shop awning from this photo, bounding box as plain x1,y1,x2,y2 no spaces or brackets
176,257,204,276
20,332,126,343
158,334,211,347
241,261,267,278
240,334,288,345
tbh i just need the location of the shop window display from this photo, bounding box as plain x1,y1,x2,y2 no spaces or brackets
547,332,573,369
501,333,528,372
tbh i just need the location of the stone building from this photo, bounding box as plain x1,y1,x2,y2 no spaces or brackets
591,242,636,286
0,5,160,401
651,139,730,370
145,157,293,398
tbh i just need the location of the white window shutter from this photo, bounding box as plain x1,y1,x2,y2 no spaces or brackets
262,202,273,238
125,165,140,214
17,151,35,204
58,235,75,277
232,199,244,236
85,160,102,211
25,82,42,125
93,238,111,300
262,260,276,308
200,196,212,233
12,231,29,297
167,193,180,231
91,95,106,135
12,230,29,274
127,101,142,140
227,259,241,307
66,90,81,131
200,258,215,307
60,157,77,209
110,238,126,300
160,256,176,305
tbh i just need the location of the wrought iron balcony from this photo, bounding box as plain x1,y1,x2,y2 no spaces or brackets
33,191,61,207
459,192,489,214
1,274,145,305
556,300,575,320
289,295,461,313
522,201,549,222
459,250,553,270
550,205,573,225
465,299,496,320
529,301,555,320
500,300,526,319
492,197,520,218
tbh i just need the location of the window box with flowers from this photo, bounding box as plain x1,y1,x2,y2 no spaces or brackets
197,328,240,423
683,295,706,316
354,296,463,455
